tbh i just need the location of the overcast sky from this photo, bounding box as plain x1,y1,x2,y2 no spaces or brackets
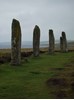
0,0,74,42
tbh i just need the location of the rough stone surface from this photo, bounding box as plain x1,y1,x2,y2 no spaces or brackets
49,29,55,54
62,32,68,52
33,25,40,57
11,19,21,65
60,36,63,52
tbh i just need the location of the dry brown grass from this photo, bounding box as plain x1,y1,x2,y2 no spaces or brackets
0,47,74,53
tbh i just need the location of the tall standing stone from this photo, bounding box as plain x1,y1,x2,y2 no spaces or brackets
11,19,21,65
33,25,40,57
49,29,55,54
60,36,63,52
62,31,68,52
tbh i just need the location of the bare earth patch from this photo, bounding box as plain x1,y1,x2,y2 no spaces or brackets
46,55,74,99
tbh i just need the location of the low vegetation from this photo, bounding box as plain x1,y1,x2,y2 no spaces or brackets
0,51,74,98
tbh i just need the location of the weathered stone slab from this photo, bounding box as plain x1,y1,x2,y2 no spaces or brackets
33,25,40,57
62,32,68,52
60,36,63,52
11,19,21,65
49,29,55,54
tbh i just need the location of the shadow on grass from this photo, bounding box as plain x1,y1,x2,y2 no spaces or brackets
46,56,74,99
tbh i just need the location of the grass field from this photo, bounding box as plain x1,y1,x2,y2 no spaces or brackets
0,52,74,99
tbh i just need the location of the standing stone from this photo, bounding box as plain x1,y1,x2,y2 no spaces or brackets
11,19,21,65
33,25,40,57
60,37,63,52
49,29,55,54
62,31,68,52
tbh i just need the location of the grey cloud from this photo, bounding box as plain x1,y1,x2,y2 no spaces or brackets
0,0,74,42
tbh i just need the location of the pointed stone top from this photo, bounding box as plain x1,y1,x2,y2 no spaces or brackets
35,25,39,29
12,18,18,22
49,29,53,36
62,31,65,34
34,25,40,32
12,18,20,25
62,31,66,38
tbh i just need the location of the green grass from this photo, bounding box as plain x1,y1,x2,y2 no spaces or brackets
0,52,74,99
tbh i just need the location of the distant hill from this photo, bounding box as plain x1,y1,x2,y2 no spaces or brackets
0,40,74,49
